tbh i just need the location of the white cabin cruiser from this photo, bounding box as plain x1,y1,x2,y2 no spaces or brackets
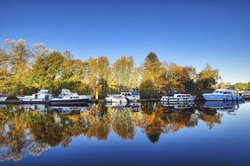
17,89,52,101
203,89,243,101
0,94,7,101
105,95,128,103
240,91,250,99
161,93,195,102
49,89,91,105
121,89,140,101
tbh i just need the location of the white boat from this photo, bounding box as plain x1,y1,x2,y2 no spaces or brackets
0,94,7,101
105,95,128,103
161,93,195,102
49,89,91,105
17,89,52,101
121,89,140,101
240,91,250,99
203,89,243,101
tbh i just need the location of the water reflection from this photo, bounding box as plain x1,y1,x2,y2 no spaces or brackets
203,101,241,115
0,101,245,161
161,101,195,112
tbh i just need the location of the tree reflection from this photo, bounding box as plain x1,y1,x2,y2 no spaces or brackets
0,102,226,161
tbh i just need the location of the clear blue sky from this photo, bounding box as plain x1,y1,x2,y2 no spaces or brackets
0,0,249,83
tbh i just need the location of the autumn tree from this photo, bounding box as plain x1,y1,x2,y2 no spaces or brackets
140,52,166,98
234,82,249,91
110,56,135,92
196,64,219,92
183,66,197,94
86,56,111,97
163,62,189,92
27,51,64,93
0,49,10,93
3,39,33,94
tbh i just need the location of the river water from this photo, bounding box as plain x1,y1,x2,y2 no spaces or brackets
0,101,250,166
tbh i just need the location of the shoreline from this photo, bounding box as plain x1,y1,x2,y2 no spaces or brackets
0,98,206,105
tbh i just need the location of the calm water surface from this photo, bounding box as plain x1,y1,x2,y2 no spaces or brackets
0,101,250,166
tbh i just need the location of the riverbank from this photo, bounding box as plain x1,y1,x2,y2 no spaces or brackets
0,98,206,105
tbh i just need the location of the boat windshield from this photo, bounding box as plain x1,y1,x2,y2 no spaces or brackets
39,90,49,94
214,91,224,94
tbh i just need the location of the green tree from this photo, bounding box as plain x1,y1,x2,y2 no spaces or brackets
27,52,64,93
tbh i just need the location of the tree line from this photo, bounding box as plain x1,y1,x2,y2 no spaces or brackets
0,39,248,98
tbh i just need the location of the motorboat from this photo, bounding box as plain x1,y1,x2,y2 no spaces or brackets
121,89,140,101
161,93,195,102
105,94,128,103
203,89,243,101
17,89,52,101
49,89,91,105
240,91,250,99
0,94,7,101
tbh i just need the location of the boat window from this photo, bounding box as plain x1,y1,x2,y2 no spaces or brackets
182,95,185,97
177,95,181,97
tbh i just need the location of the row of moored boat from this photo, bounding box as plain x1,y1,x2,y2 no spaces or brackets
0,88,249,104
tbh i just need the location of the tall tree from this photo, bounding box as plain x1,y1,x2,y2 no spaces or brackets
111,56,135,92
141,52,165,98
86,56,111,97
4,39,32,94
0,49,10,93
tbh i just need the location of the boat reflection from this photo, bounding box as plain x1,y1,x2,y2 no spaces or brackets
105,102,141,112
161,101,195,112
14,104,90,114
203,101,242,114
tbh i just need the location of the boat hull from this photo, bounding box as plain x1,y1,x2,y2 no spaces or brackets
203,94,243,101
105,97,128,103
17,97,48,102
49,98,90,106
161,97,195,102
